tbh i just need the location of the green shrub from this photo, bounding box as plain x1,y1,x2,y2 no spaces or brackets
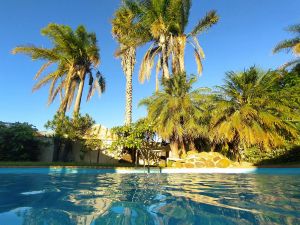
0,122,43,161
243,145,300,165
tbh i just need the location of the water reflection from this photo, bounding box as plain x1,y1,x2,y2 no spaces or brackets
0,173,299,225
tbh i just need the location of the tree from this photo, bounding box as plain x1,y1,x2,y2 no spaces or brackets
45,113,95,141
123,0,219,90
111,119,155,151
12,24,105,115
111,118,157,165
273,24,300,69
140,72,209,158
0,122,43,161
269,65,300,112
112,7,149,125
209,67,299,161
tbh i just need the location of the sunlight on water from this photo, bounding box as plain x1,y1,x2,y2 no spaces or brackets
0,172,299,225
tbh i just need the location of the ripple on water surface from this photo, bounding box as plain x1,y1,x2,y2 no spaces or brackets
0,172,299,225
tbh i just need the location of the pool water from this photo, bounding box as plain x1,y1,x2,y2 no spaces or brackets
0,169,299,225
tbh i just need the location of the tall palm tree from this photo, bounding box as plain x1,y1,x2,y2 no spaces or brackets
140,72,209,158
273,24,300,69
210,67,299,161
124,0,219,90
112,7,149,125
12,24,105,115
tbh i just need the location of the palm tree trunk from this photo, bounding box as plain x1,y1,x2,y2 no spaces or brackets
181,140,186,156
74,78,85,115
125,71,133,125
169,139,179,158
172,35,186,74
155,70,159,93
59,104,67,116
97,149,100,164
121,46,136,125
59,67,74,115
189,140,196,151
59,89,70,116
160,34,170,79
232,134,241,162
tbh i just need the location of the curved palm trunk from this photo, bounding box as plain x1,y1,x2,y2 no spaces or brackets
159,34,170,79
59,101,67,116
121,46,136,125
74,77,85,115
59,67,75,115
61,107,67,117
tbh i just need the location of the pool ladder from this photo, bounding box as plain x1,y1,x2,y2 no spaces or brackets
145,166,162,174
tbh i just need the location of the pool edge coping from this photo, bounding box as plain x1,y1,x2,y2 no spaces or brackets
1,167,300,174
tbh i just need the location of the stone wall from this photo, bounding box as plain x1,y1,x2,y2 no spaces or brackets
37,137,119,164
38,137,54,162
171,151,238,168
71,142,118,164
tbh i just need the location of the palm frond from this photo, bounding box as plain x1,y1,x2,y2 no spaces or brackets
273,38,300,53
286,24,300,34
279,58,300,70
34,61,53,80
189,10,219,36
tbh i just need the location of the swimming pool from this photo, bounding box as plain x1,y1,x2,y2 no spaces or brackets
0,168,299,224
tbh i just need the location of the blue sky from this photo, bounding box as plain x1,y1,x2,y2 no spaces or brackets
0,0,299,130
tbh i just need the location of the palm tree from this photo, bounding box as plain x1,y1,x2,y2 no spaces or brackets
140,72,209,158
210,67,299,161
273,24,300,69
12,24,105,115
112,7,149,125
124,0,219,90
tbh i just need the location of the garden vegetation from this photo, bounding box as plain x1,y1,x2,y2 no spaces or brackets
3,0,299,164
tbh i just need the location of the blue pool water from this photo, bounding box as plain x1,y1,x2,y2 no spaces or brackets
0,168,299,225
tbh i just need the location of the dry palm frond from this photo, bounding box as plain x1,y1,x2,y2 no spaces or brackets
138,44,160,83
87,73,105,101
32,70,60,92
67,80,77,110
34,61,53,80
48,81,65,105
192,36,205,59
194,49,203,75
